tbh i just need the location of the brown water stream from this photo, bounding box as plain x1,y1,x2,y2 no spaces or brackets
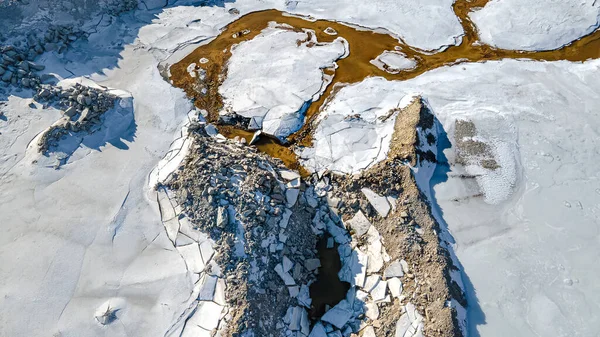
169,2,600,172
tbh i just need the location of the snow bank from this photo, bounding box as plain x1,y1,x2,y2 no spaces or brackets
470,0,600,51
220,23,347,139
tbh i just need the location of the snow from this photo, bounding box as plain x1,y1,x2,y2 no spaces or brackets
298,92,418,174
370,51,417,73
289,0,463,51
307,58,600,336
220,23,347,139
470,0,600,51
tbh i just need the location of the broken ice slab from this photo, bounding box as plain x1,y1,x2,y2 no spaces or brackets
371,279,388,302
384,260,405,279
197,274,218,301
187,300,223,331
283,256,294,273
298,284,312,308
321,299,353,329
275,263,297,286
361,188,391,217
177,243,205,274
362,326,377,337
345,210,371,237
286,188,300,207
387,277,403,298
280,209,292,228
365,302,379,320
304,258,321,271
309,321,328,337
279,169,301,181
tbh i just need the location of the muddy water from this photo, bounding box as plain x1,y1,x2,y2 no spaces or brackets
170,3,600,171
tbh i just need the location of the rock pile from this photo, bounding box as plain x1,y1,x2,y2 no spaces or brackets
36,83,117,154
0,25,84,90
153,97,465,337
165,123,324,337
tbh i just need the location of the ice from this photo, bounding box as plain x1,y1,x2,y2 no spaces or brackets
321,299,353,329
470,0,600,51
219,23,347,139
289,0,463,51
299,58,600,336
298,91,418,174
370,51,417,73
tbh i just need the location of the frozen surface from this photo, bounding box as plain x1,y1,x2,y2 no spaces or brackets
305,58,600,336
370,51,417,73
470,0,600,51
220,23,347,139
289,0,463,51
299,93,417,174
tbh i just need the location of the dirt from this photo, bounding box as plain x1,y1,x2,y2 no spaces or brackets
321,98,463,337
454,119,500,170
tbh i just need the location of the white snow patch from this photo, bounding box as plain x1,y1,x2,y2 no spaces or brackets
219,23,347,139
470,0,600,51
370,51,417,73
298,92,418,174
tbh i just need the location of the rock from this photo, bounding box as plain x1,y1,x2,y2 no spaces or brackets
384,261,405,279
361,188,391,217
286,177,301,188
1,71,12,82
64,106,77,117
286,188,299,207
321,299,353,329
216,206,229,227
304,258,321,271
346,210,371,237
0,66,5,76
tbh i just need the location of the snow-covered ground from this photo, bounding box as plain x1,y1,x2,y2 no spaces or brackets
2,0,600,336
220,23,347,139
470,0,600,51
301,58,600,336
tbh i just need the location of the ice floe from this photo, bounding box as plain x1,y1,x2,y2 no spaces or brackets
470,0,600,51
220,23,348,139
298,91,419,174
371,51,417,73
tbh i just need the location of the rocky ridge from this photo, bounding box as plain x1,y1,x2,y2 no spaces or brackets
152,97,465,337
